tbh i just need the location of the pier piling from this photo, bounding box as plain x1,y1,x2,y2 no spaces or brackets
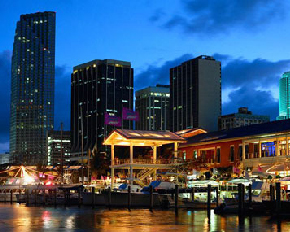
34,190,37,205
108,187,111,210
149,185,153,211
215,187,219,207
128,185,131,211
238,184,244,216
270,185,275,202
54,189,57,207
78,187,81,208
67,190,71,207
43,190,46,206
207,184,211,222
26,189,29,205
191,187,195,202
92,187,95,208
248,184,252,208
242,184,245,214
275,182,281,217
175,185,179,215
10,190,13,204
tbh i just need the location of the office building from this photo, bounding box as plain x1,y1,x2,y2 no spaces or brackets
70,59,133,160
47,130,71,166
170,55,221,132
278,72,290,120
0,152,10,165
218,107,270,130
10,12,56,164
136,85,170,131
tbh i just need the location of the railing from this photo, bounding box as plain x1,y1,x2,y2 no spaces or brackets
242,155,289,166
112,158,184,165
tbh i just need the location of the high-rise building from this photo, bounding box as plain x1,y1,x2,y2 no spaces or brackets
278,72,290,120
135,85,170,131
0,152,10,165
47,130,71,166
10,12,56,164
170,55,221,132
70,59,133,161
218,107,270,130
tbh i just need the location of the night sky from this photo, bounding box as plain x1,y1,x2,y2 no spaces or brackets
0,0,290,152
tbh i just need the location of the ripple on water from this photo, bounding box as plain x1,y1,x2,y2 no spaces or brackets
0,203,288,231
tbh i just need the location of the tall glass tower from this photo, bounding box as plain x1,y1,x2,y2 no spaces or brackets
70,59,133,160
278,72,290,120
10,12,56,165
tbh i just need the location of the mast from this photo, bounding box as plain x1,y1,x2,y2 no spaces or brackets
81,105,84,184
61,122,63,184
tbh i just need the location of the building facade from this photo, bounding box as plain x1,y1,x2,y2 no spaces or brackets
47,130,70,166
135,85,170,131
170,55,221,132
0,152,10,165
70,59,133,160
179,119,290,176
10,12,56,165
218,107,270,130
278,72,290,120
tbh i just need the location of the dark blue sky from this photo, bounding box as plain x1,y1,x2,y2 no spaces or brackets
0,0,290,152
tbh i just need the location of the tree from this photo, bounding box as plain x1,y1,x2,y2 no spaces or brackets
91,147,110,178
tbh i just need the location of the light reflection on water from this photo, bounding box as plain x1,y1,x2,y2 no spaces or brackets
0,203,289,231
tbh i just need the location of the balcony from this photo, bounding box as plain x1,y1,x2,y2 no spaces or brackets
110,158,184,169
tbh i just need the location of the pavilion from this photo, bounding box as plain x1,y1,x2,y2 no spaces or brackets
103,129,186,188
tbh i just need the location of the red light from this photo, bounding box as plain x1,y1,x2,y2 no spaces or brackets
45,181,53,186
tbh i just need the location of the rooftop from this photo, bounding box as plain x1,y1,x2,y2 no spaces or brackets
181,119,290,147
104,129,186,147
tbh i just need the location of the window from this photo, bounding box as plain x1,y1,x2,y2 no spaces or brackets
193,150,197,159
216,148,221,163
254,144,258,158
230,146,234,162
245,145,249,159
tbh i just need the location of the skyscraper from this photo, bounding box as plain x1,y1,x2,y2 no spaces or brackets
170,55,221,132
278,72,290,120
135,85,170,131
70,59,133,161
10,12,56,164
47,130,71,166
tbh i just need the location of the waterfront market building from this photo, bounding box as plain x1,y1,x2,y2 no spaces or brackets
179,119,290,176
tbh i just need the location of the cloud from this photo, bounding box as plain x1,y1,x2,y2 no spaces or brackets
221,56,290,89
223,86,278,120
54,65,71,131
149,9,166,22
0,50,12,152
134,54,193,91
152,0,287,35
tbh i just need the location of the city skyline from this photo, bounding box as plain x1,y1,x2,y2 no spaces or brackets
1,1,290,152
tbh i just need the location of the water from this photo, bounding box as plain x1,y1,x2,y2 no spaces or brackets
0,203,289,231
